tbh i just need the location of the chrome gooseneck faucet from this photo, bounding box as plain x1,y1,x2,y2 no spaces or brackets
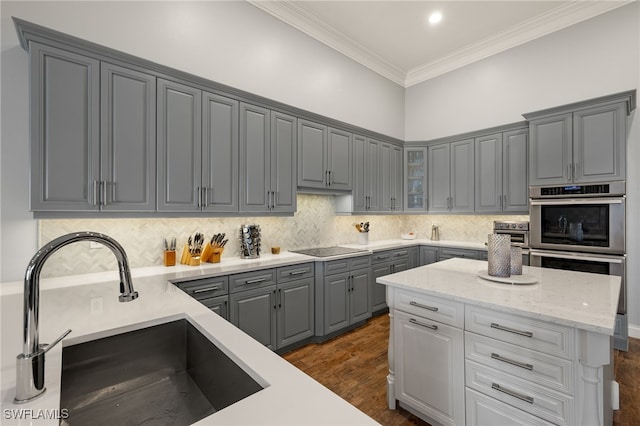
14,231,139,403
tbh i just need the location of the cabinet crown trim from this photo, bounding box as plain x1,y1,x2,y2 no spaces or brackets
522,89,637,120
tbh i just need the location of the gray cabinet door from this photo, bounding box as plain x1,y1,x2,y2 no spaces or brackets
101,63,156,211
328,127,352,190
230,285,277,349
277,278,314,348
30,43,100,211
428,143,451,213
420,246,438,265
380,143,392,211
475,133,502,213
366,138,381,211
407,247,419,269
371,262,391,313
573,102,626,183
240,103,271,212
352,135,367,212
503,128,529,212
297,119,327,189
324,272,350,334
450,139,474,212
157,79,202,211
202,92,238,212
392,145,403,211
350,268,371,323
270,112,297,213
529,113,572,185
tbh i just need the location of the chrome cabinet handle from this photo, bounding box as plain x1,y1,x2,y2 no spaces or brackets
491,352,534,371
328,170,332,186
491,383,534,404
395,251,408,257
197,186,202,207
409,318,438,330
325,170,329,186
567,163,572,181
193,286,221,294
491,322,533,338
287,270,307,276
409,301,439,312
273,289,277,310
376,255,390,260
246,277,267,285
93,180,99,206
278,288,282,308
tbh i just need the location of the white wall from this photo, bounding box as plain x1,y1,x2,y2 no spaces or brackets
0,1,404,281
406,2,640,335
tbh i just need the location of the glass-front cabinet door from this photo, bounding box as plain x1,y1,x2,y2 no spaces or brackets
404,148,427,211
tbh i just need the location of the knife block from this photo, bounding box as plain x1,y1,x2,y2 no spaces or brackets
180,244,201,266
202,242,224,263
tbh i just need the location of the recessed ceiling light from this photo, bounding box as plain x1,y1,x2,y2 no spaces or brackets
428,11,442,25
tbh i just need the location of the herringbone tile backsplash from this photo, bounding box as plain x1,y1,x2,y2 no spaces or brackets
39,194,527,278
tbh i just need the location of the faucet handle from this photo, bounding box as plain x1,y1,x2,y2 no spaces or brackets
41,329,72,355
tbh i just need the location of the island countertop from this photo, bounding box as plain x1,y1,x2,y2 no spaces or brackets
0,272,378,425
377,258,621,335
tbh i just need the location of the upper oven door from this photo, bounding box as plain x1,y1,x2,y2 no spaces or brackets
529,197,625,254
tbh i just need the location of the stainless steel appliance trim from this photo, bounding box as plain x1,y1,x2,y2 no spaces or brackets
528,249,625,264
529,181,626,198
530,198,624,206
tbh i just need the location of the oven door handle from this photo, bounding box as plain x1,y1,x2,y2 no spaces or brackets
529,249,625,264
529,198,624,206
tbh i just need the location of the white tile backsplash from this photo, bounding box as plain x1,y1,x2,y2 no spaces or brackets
38,195,527,277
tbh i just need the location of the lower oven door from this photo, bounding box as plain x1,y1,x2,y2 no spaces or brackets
529,249,626,314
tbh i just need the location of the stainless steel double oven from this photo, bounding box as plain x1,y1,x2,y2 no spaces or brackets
529,181,627,350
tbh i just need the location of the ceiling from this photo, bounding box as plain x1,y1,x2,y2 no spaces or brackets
249,1,633,87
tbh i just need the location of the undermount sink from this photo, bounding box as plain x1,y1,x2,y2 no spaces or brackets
59,319,265,426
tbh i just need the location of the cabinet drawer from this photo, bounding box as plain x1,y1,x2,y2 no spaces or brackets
174,276,228,300
466,360,574,426
465,332,574,394
395,289,464,328
325,255,370,275
438,247,479,261
229,269,277,293
466,388,555,426
199,295,229,319
465,306,575,359
371,250,393,264
277,262,314,283
391,248,410,260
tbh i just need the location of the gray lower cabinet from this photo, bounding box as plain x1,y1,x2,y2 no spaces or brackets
370,249,410,313
317,256,371,336
438,247,479,261
240,104,296,213
298,120,352,191
30,43,158,212
428,139,474,213
174,275,229,320
229,264,314,350
526,98,628,185
420,246,439,266
352,135,381,212
407,246,420,269
475,129,528,214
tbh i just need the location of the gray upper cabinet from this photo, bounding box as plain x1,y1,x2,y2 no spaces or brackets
101,63,156,211
157,79,202,211
202,92,239,213
30,43,100,211
352,135,381,212
428,139,474,213
475,129,528,213
404,148,428,211
298,120,352,191
380,143,403,212
527,96,630,185
240,103,296,213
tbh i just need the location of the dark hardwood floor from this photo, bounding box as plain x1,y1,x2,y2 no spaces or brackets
283,314,640,426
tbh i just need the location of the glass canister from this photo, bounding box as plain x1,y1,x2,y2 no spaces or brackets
487,234,511,277
510,246,523,275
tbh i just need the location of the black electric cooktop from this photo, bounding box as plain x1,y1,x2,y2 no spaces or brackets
291,246,369,258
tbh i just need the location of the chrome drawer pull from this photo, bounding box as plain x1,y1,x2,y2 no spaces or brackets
490,322,533,338
491,353,534,371
288,270,307,276
193,286,220,294
246,277,267,284
376,255,390,260
395,251,408,257
409,301,439,312
491,383,534,404
409,318,438,330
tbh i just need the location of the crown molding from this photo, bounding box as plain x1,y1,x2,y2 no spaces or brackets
249,0,633,88
248,0,406,86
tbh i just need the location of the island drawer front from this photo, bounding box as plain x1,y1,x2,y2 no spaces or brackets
395,289,464,328
229,269,277,293
465,306,574,359
466,360,574,426
175,276,229,300
466,388,556,426
277,262,314,283
465,332,574,395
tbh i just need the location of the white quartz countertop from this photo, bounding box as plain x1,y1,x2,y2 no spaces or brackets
377,258,621,335
0,272,378,425
341,238,488,252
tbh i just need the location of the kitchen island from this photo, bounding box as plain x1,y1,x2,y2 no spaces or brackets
378,258,621,426
0,255,378,426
